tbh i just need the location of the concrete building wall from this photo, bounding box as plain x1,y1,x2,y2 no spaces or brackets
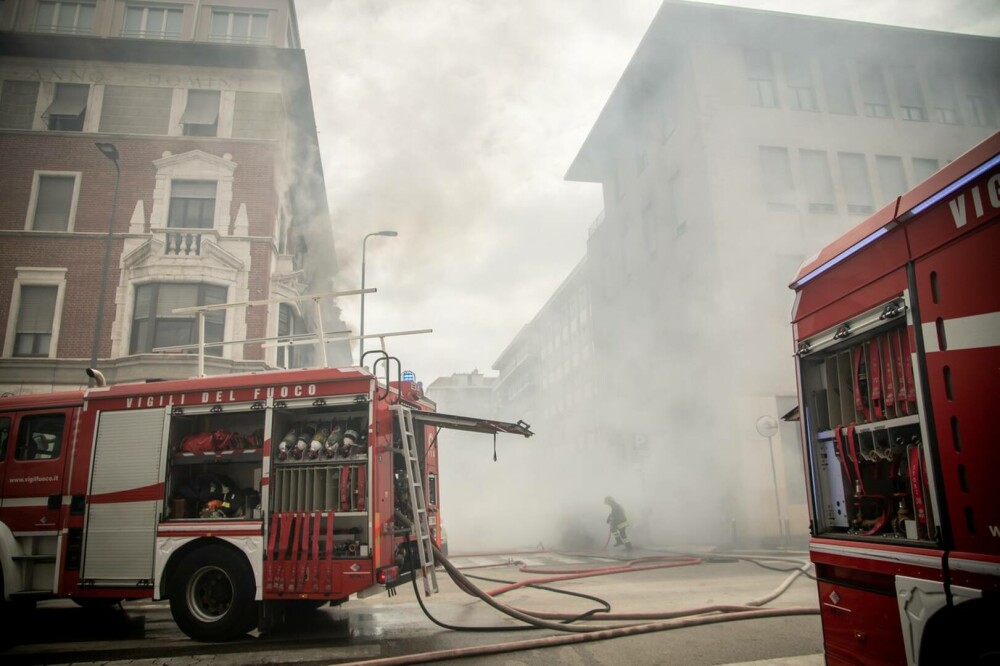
565,1,1000,547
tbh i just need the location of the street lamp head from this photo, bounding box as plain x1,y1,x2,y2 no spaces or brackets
95,142,119,162
376,230,398,237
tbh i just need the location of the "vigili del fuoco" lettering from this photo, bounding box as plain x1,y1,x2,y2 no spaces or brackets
124,384,318,409
948,172,1000,228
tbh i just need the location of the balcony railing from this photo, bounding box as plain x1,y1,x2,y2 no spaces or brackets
163,230,204,256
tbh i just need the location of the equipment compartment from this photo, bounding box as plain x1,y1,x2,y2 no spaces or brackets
268,401,371,557
164,405,264,520
798,298,935,543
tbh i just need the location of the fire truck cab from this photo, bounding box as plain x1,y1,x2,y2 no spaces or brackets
0,363,531,641
790,132,999,665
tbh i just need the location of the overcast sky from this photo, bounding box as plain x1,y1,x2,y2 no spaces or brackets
296,0,1000,385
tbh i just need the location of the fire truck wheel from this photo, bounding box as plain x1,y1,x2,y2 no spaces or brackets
920,600,999,665
169,545,257,642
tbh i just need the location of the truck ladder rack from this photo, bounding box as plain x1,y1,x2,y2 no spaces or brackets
393,404,438,596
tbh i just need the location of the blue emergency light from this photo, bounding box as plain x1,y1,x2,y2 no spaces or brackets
402,370,415,382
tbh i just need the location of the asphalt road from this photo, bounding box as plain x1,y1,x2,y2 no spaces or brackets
1,547,824,666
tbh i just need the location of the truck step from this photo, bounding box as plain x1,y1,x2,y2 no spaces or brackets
13,554,56,563
9,591,54,599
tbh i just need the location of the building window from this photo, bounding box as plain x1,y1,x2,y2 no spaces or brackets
859,62,891,118
181,89,220,136
4,268,67,359
928,71,961,125
759,147,795,208
99,85,172,135
784,56,817,111
875,155,907,206
745,49,778,108
27,173,79,231
0,80,40,129
276,303,305,369
800,150,836,213
893,67,926,121
43,83,88,131
209,10,268,44
34,1,95,34
130,283,227,355
168,180,217,228
838,152,874,215
13,285,58,357
913,158,940,183
968,95,996,128
821,60,855,115
122,4,183,39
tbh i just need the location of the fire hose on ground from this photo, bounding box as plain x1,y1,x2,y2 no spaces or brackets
350,517,819,665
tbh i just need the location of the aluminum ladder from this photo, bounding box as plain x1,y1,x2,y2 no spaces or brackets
394,404,438,596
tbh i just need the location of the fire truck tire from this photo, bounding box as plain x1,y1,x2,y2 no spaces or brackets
169,545,257,642
919,600,999,665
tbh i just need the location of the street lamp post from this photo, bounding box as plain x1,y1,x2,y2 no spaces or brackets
359,230,397,364
90,142,121,384
755,415,785,546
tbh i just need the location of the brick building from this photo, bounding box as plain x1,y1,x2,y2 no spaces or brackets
0,0,347,394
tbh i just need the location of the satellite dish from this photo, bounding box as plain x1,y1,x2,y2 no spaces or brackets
756,415,779,438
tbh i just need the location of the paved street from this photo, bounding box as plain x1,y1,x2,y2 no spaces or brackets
2,548,823,665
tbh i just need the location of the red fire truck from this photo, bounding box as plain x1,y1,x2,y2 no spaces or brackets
790,131,999,665
0,361,531,640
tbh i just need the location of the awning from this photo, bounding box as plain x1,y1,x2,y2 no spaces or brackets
781,405,800,422
410,411,533,438
43,84,88,117
180,90,220,125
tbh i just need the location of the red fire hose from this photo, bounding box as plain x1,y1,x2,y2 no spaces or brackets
484,554,702,596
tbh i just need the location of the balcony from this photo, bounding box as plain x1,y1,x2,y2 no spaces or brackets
155,228,219,256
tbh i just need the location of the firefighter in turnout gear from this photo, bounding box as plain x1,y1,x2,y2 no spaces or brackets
605,496,632,550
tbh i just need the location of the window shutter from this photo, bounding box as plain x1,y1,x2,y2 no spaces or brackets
784,57,811,88
859,63,889,105
801,150,835,209
34,175,75,231
876,156,908,205
172,180,217,198
894,68,923,109
17,285,57,332
0,81,40,129
745,49,773,80
180,90,220,125
156,284,200,317
99,85,171,134
839,153,874,211
43,83,89,118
